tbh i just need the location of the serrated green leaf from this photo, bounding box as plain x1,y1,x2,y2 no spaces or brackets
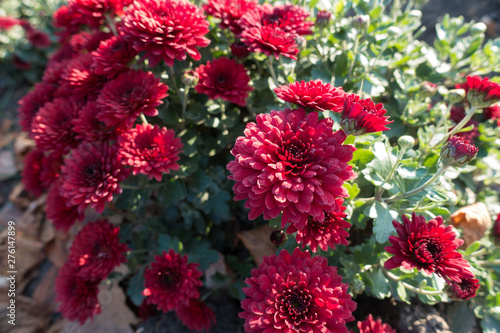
127,266,145,306
371,268,391,299
344,183,361,199
368,202,398,243
188,240,221,271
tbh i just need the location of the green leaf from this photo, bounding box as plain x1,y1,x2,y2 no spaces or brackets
188,240,221,271
371,268,391,299
366,202,398,243
157,234,183,253
397,163,428,180
127,266,146,306
334,52,348,77
481,316,500,333
159,179,187,206
362,141,397,190
344,183,361,199
448,302,477,333
396,282,411,304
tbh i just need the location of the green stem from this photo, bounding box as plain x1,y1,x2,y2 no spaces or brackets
476,259,500,266
375,146,407,201
181,87,189,126
105,13,118,37
383,269,443,296
419,103,453,161
168,66,179,93
347,34,360,79
446,106,478,139
368,38,390,72
140,113,148,124
267,57,279,87
383,165,447,202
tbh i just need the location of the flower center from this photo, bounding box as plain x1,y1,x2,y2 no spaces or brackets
84,164,100,180
411,237,443,269
277,285,315,327
277,135,313,175
160,270,180,289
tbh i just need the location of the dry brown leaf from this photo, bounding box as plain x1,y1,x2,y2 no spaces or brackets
32,264,59,312
45,231,70,268
60,282,138,333
204,251,233,289
0,150,18,180
236,224,277,266
8,183,31,209
0,295,51,333
449,202,492,248
13,132,35,157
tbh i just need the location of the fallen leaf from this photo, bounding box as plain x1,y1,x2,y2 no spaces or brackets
32,264,59,312
204,251,233,289
236,224,277,266
0,150,18,180
13,132,35,157
449,202,492,248
60,281,138,333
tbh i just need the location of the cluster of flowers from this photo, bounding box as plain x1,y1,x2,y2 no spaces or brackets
228,79,392,256
227,78,393,331
19,0,186,233
448,76,500,142
55,220,129,323
142,249,216,331
385,213,480,300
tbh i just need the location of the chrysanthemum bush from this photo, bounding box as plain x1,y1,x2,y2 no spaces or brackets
13,0,500,331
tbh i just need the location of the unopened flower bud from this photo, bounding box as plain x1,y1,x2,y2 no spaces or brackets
448,89,466,104
441,136,479,167
398,135,415,149
351,277,365,295
316,10,331,28
181,70,199,87
270,229,286,245
420,81,438,97
352,15,370,31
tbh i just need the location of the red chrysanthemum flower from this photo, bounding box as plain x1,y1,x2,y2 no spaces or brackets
384,213,475,283
0,16,20,31
230,40,251,58
117,124,182,181
46,180,85,232
91,35,137,79
275,80,345,112
449,105,480,142
441,135,479,167
67,0,124,28
121,0,210,67
58,53,107,101
21,149,46,197
287,198,351,252
55,264,101,324
31,97,81,153
22,23,51,49
357,314,396,333
239,248,356,332
203,0,257,34
447,277,480,300
457,75,500,108
85,30,114,52
61,142,129,214
484,104,500,126
43,59,70,89
17,82,54,132
68,220,129,281
492,213,500,242
241,25,298,60
239,4,313,36
194,57,253,106
96,70,169,127
72,101,123,142
52,5,82,41
143,249,203,312
316,10,331,28
341,94,393,135
175,298,217,332
227,108,356,230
